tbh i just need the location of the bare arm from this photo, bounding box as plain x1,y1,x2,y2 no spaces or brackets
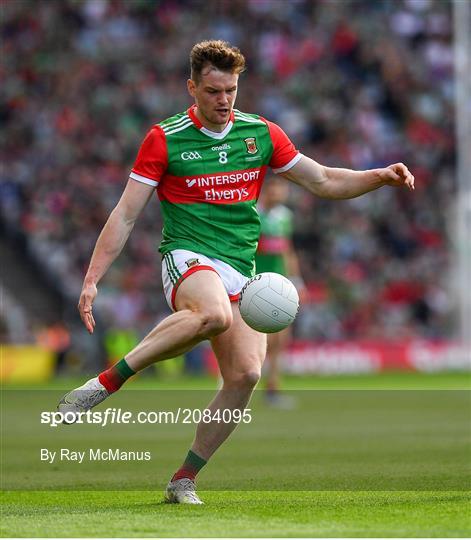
281,155,414,199
78,179,155,333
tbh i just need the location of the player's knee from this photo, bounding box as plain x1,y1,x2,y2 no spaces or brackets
197,307,232,338
224,369,261,389
241,370,261,388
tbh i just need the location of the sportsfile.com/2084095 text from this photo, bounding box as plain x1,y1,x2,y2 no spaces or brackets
40,408,253,427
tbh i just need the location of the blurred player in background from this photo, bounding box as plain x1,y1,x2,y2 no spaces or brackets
255,177,305,407
58,40,414,505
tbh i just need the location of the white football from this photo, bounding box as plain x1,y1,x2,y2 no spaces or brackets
239,272,299,333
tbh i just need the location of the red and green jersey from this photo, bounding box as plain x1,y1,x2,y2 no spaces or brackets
255,204,293,276
130,105,301,276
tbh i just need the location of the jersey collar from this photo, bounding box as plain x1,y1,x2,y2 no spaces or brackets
187,105,234,140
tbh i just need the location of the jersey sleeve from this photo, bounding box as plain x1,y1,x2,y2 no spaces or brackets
263,119,302,173
130,125,168,187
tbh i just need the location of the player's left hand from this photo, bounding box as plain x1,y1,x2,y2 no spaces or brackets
78,282,97,334
380,163,415,191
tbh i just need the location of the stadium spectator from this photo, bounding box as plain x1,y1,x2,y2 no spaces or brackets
1,0,455,347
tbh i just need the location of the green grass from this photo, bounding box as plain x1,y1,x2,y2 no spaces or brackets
1,490,470,537
1,371,470,537
6,370,470,390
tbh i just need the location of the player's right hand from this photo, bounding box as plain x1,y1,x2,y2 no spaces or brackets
381,163,415,191
78,282,97,334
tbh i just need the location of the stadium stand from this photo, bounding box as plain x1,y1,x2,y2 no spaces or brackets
1,0,455,356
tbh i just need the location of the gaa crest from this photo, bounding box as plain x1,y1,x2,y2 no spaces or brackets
244,137,258,154
185,258,200,268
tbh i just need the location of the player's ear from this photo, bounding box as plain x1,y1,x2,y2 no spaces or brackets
187,78,196,97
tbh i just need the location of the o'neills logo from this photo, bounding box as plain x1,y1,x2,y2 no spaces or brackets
211,143,231,152
239,274,262,303
244,137,258,154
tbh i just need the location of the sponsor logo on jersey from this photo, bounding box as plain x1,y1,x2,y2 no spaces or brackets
185,258,200,268
204,187,249,202
181,151,202,161
159,167,266,205
211,143,231,152
244,137,258,154
184,170,261,188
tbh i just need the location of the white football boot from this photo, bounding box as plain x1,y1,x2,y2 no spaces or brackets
57,377,109,423
165,478,204,504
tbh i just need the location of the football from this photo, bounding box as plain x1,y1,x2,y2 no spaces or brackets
239,272,299,333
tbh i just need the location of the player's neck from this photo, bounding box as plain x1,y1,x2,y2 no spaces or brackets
194,106,229,133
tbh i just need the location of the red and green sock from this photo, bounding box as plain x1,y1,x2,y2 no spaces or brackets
172,450,207,482
98,358,135,393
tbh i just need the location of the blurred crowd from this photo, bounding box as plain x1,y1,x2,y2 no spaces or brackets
1,0,456,346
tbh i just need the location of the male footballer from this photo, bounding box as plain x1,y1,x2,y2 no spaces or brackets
59,40,414,504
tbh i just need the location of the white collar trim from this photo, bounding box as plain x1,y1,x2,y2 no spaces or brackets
200,121,233,140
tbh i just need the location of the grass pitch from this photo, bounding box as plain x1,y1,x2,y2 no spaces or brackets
2,490,470,537
1,371,470,537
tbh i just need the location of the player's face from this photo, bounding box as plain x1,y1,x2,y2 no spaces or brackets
188,68,238,131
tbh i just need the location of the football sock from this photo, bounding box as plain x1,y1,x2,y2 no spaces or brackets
98,358,135,393
172,450,207,482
